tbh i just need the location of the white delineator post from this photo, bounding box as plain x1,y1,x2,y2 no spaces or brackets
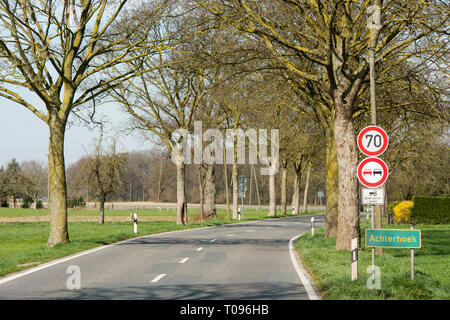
238,208,241,221
132,213,138,234
351,238,358,281
311,217,315,237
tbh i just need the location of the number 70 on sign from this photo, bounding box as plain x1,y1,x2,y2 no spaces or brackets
357,126,389,157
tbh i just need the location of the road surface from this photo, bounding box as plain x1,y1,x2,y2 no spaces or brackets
0,214,323,300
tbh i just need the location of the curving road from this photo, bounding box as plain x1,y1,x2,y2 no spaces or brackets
0,214,323,300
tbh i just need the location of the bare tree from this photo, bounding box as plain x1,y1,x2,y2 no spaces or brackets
76,135,126,224
0,0,171,245
18,161,48,210
199,0,449,249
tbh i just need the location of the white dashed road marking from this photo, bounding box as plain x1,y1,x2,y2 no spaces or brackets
150,274,166,283
179,257,189,264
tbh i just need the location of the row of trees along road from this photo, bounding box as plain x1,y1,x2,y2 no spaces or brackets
1,1,448,249
0,159,48,209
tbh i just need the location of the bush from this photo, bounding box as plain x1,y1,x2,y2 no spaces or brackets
36,200,43,209
388,201,400,215
1,201,8,208
392,201,414,224
411,196,450,225
67,197,86,208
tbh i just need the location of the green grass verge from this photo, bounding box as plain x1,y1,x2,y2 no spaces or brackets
295,219,450,300
0,207,324,218
0,207,322,278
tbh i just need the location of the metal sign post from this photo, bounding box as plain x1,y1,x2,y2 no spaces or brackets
411,226,415,280
238,176,247,220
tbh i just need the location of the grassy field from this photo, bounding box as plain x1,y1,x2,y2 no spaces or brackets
295,219,450,300
0,207,322,278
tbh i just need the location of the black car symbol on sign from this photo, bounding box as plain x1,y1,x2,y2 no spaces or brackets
369,190,377,196
373,169,383,176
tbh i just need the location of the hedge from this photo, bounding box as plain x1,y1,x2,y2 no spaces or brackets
410,196,450,224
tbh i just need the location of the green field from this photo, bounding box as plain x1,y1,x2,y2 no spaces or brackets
295,219,450,300
0,207,321,278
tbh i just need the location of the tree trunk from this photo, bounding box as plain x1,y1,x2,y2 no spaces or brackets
292,164,301,214
198,165,204,222
334,101,360,251
303,160,312,213
99,194,106,224
46,115,69,247
223,162,230,221
157,158,163,203
281,165,287,215
204,164,216,219
176,160,187,225
325,130,339,238
252,164,261,211
232,150,238,219
268,172,276,216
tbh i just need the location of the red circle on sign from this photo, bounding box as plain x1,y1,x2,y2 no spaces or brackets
357,126,388,156
357,157,389,188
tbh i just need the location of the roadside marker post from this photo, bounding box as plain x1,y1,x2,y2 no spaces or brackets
238,208,241,221
351,238,358,281
311,217,315,237
131,213,138,234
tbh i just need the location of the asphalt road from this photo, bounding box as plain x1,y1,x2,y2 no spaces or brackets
0,214,324,300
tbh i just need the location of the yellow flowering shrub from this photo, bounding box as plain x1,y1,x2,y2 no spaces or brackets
392,201,414,224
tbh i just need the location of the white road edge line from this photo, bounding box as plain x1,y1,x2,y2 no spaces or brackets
226,234,235,237
0,214,323,286
0,243,116,286
196,247,204,251
179,257,189,264
289,234,321,300
209,239,216,242
150,274,166,283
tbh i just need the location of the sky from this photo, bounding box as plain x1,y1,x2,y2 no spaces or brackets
0,98,152,168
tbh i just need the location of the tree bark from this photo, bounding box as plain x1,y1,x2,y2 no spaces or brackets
268,171,276,216
252,164,261,211
176,160,187,225
325,130,339,238
303,160,312,213
157,158,163,203
281,164,287,215
46,114,69,247
198,165,204,222
292,162,302,215
334,100,360,251
99,193,106,225
204,164,216,219
223,162,230,221
232,149,238,219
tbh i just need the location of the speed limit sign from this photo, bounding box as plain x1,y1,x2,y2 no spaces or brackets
357,125,388,157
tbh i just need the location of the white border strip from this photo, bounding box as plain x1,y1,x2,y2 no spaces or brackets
0,214,324,288
289,234,321,300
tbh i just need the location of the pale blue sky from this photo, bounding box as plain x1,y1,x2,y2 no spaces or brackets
0,99,150,168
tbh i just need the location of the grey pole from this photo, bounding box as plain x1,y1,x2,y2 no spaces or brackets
411,225,415,280
371,205,375,281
